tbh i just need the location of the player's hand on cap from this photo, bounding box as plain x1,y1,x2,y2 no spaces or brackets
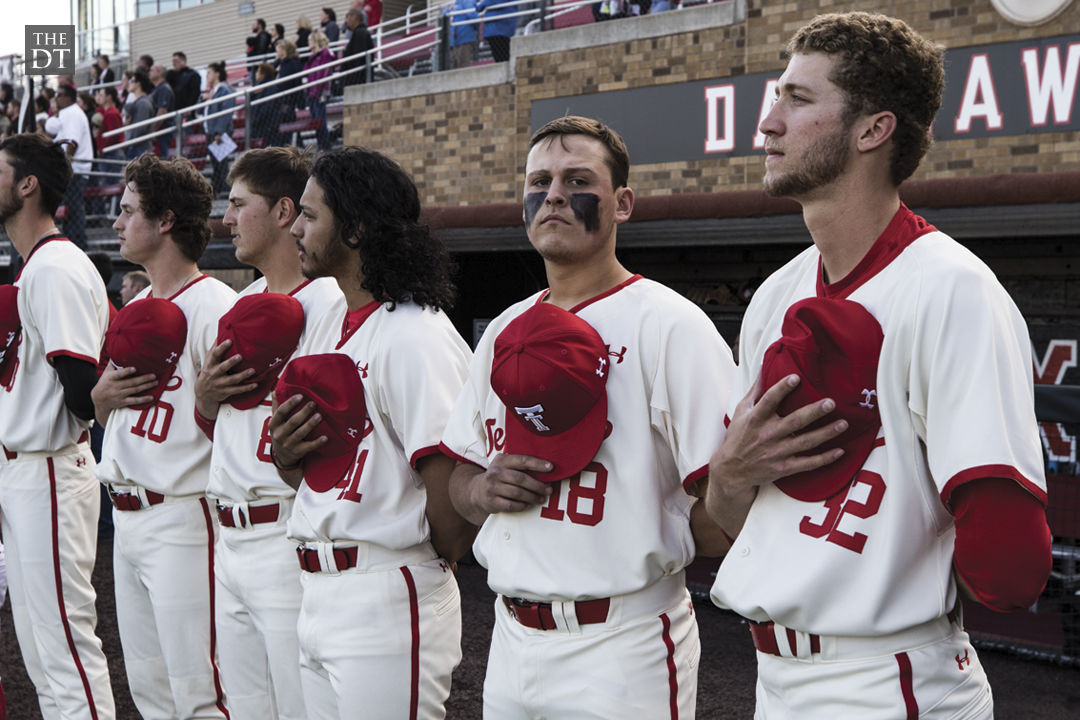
194,339,258,418
467,453,554,516
710,373,848,497
269,394,328,469
91,362,158,417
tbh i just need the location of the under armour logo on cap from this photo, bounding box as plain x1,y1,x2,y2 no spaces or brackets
760,296,885,502
217,293,305,410
105,298,188,410
491,302,610,483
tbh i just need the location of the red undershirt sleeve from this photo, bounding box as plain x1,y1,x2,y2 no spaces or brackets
950,476,1052,612
193,405,217,442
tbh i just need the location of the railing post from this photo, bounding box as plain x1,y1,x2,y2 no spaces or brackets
540,0,552,31
173,111,184,159
438,13,451,72
243,87,251,151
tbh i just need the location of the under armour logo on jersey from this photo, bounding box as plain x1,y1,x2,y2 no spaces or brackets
606,345,628,364
75,457,86,467
859,389,877,409
166,351,178,364
356,362,369,378
955,650,970,670
514,403,550,432
596,356,607,377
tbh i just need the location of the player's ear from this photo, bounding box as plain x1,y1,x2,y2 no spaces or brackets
158,209,176,234
856,111,896,153
614,185,634,225
18,173,38,198
276,197,297,228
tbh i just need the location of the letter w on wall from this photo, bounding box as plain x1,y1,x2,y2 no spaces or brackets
1034,339,1077,463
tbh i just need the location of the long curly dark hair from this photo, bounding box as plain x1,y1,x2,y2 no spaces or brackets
311,147,455,311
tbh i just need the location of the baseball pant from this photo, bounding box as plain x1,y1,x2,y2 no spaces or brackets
0,443,115,720
483,575,700,719
296,546,462,720
215,510,306,720
754,623,992,719
112,496,228,720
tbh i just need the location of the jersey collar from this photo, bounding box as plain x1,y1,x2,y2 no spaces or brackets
536,274,644,314
816,204,937,300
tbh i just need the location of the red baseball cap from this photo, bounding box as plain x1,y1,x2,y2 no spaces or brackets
105,298,187,410
491,302,610,483
217,294,305,410
273,353,367,493
0,286,21,386
760,297,884,502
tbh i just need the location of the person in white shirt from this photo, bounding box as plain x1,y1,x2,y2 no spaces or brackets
51,84,93,249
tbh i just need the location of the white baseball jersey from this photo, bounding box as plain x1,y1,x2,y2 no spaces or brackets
288,300,471,548
98,275,237,497
207,276,345,505
0,238,109,452
441,275,735,601
711,205,1047,636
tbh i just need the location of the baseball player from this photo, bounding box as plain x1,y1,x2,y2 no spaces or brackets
92,154,235,719
439,116,734,718
706,13,1052,718
193,146,344,720
0,133,116,720
268,147,473,720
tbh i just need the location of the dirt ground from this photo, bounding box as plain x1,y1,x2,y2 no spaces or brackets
1,537,1078,718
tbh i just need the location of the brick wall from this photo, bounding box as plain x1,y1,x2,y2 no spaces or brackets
342,0,1080,208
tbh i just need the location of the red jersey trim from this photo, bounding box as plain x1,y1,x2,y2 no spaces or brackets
46,350,100,366
437,442,481,468
682,464,709,493
336,300,382,349
162,273,209,301
534,275,645,314
817,204,937,300
409,444,444,470
15,236,68,281
940,464,1047,509
287,279,314,296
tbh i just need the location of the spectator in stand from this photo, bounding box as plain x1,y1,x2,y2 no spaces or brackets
51,83,94,248
77,91,98,127
247,18,274,83
90,63,101,87
272,23,287,51
123,69,155,160
477,0,516,63
97,54,115,84
149,65,176,156
169,51,202,112
340,9,374,87
296,15,313,48
120,270,151,306
94,85,124,212
205,61,235,195
34,95,49,134
362,0,382,27
446,0,478,69
249,62,281,146
321,8,341,42
275,40,305,123
137,54,154,73
303,30,335,151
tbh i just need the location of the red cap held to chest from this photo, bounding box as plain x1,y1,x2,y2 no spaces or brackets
761,297,884,502
274,352,367,493
217,293,305,410
0,285,21,386
491,302,610,483
105,298,187,410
